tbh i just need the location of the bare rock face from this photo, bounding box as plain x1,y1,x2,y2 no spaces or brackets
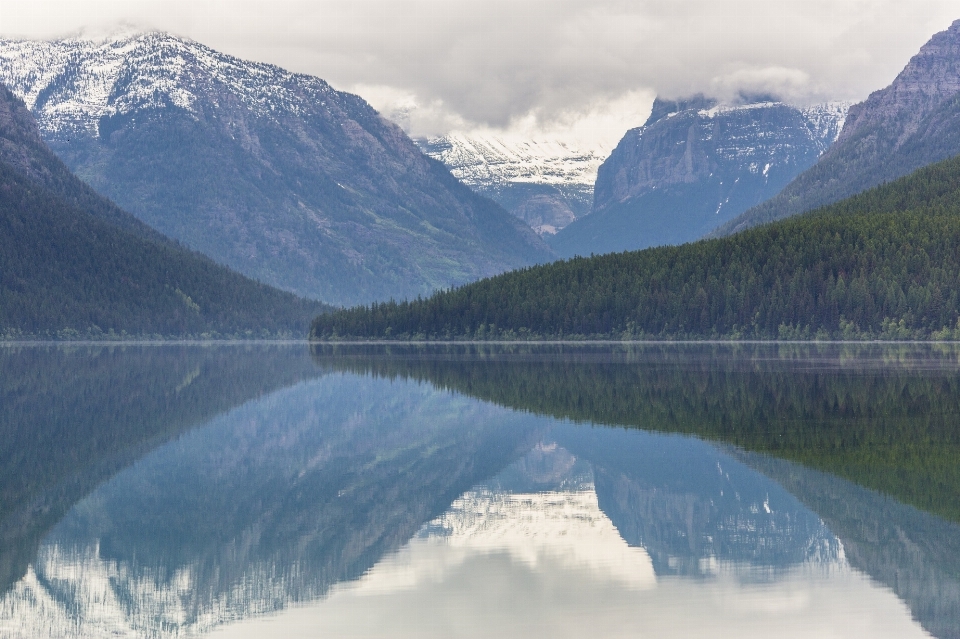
839,21,960,148
512,193,579,235
550,96,847,257
0,33,552,306
717,19,960,236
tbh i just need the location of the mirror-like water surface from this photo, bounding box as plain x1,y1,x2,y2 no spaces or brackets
1,343,958,638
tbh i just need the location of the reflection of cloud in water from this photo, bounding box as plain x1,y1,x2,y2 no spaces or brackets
353,488,657,594
211,483,930,639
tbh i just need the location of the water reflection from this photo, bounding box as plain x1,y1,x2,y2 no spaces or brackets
0,343,957,637
0,343,322,596
312,342,960,523
208,433,922,639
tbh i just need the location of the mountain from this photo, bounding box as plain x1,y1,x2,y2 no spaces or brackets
0,83,325,337
716,19,960,236
416,133,605,235
0,32,552,306
311,154,960,341
555,427,837,577
549,96,847,257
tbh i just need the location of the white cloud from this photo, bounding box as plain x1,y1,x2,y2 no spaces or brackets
0,0,957,139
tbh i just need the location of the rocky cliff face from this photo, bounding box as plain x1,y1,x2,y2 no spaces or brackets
717,19,960,236
417,133,604,235
549,96,847,257
0,33,552,306
838,20,960,149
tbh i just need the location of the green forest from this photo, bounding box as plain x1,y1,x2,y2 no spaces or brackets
312,154,960,341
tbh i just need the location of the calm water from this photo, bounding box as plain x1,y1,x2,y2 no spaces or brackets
1,342,959,638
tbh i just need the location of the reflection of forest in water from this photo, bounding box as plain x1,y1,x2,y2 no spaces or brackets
312,342,960,639
1,344,958,638
312,342,960,522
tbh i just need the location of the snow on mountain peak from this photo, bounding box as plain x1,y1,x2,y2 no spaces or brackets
0,31,336,139
417,130,609,189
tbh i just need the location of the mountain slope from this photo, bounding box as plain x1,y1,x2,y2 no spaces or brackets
716,19,960,236
416,133,604,234
0,33,552,306
0,84,325,337
311,154,960,340
550,97,847,257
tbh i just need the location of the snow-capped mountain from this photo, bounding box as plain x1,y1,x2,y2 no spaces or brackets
0,32,323,141
550,96,850,257
416,133,612,235
0,32,551,306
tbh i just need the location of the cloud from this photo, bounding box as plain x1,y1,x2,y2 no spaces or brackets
1,0,958,137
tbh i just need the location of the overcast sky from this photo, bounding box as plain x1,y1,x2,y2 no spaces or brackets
1,1,958,145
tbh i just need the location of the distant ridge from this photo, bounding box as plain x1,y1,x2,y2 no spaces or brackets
0,32,553,306
715,19,960,236
548,96,847,257
0,84,326,338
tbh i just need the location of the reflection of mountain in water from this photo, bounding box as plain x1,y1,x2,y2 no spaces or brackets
738,450,960,639
416,455,657,593
555,427,838,576
0,375,542,637
232,435,923,638
1,372,850,637
312,343,960,639
0,344,323,596
3,344,956,637
446,432,838,578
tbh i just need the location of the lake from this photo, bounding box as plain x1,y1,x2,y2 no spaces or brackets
1,342,958,638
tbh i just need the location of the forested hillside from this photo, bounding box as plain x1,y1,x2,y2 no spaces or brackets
0,85,327,338
312,154,960,341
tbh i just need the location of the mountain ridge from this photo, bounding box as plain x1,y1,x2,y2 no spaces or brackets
0,32,553,306
0,83,326,337
548,96,847,257
714,18,960,236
